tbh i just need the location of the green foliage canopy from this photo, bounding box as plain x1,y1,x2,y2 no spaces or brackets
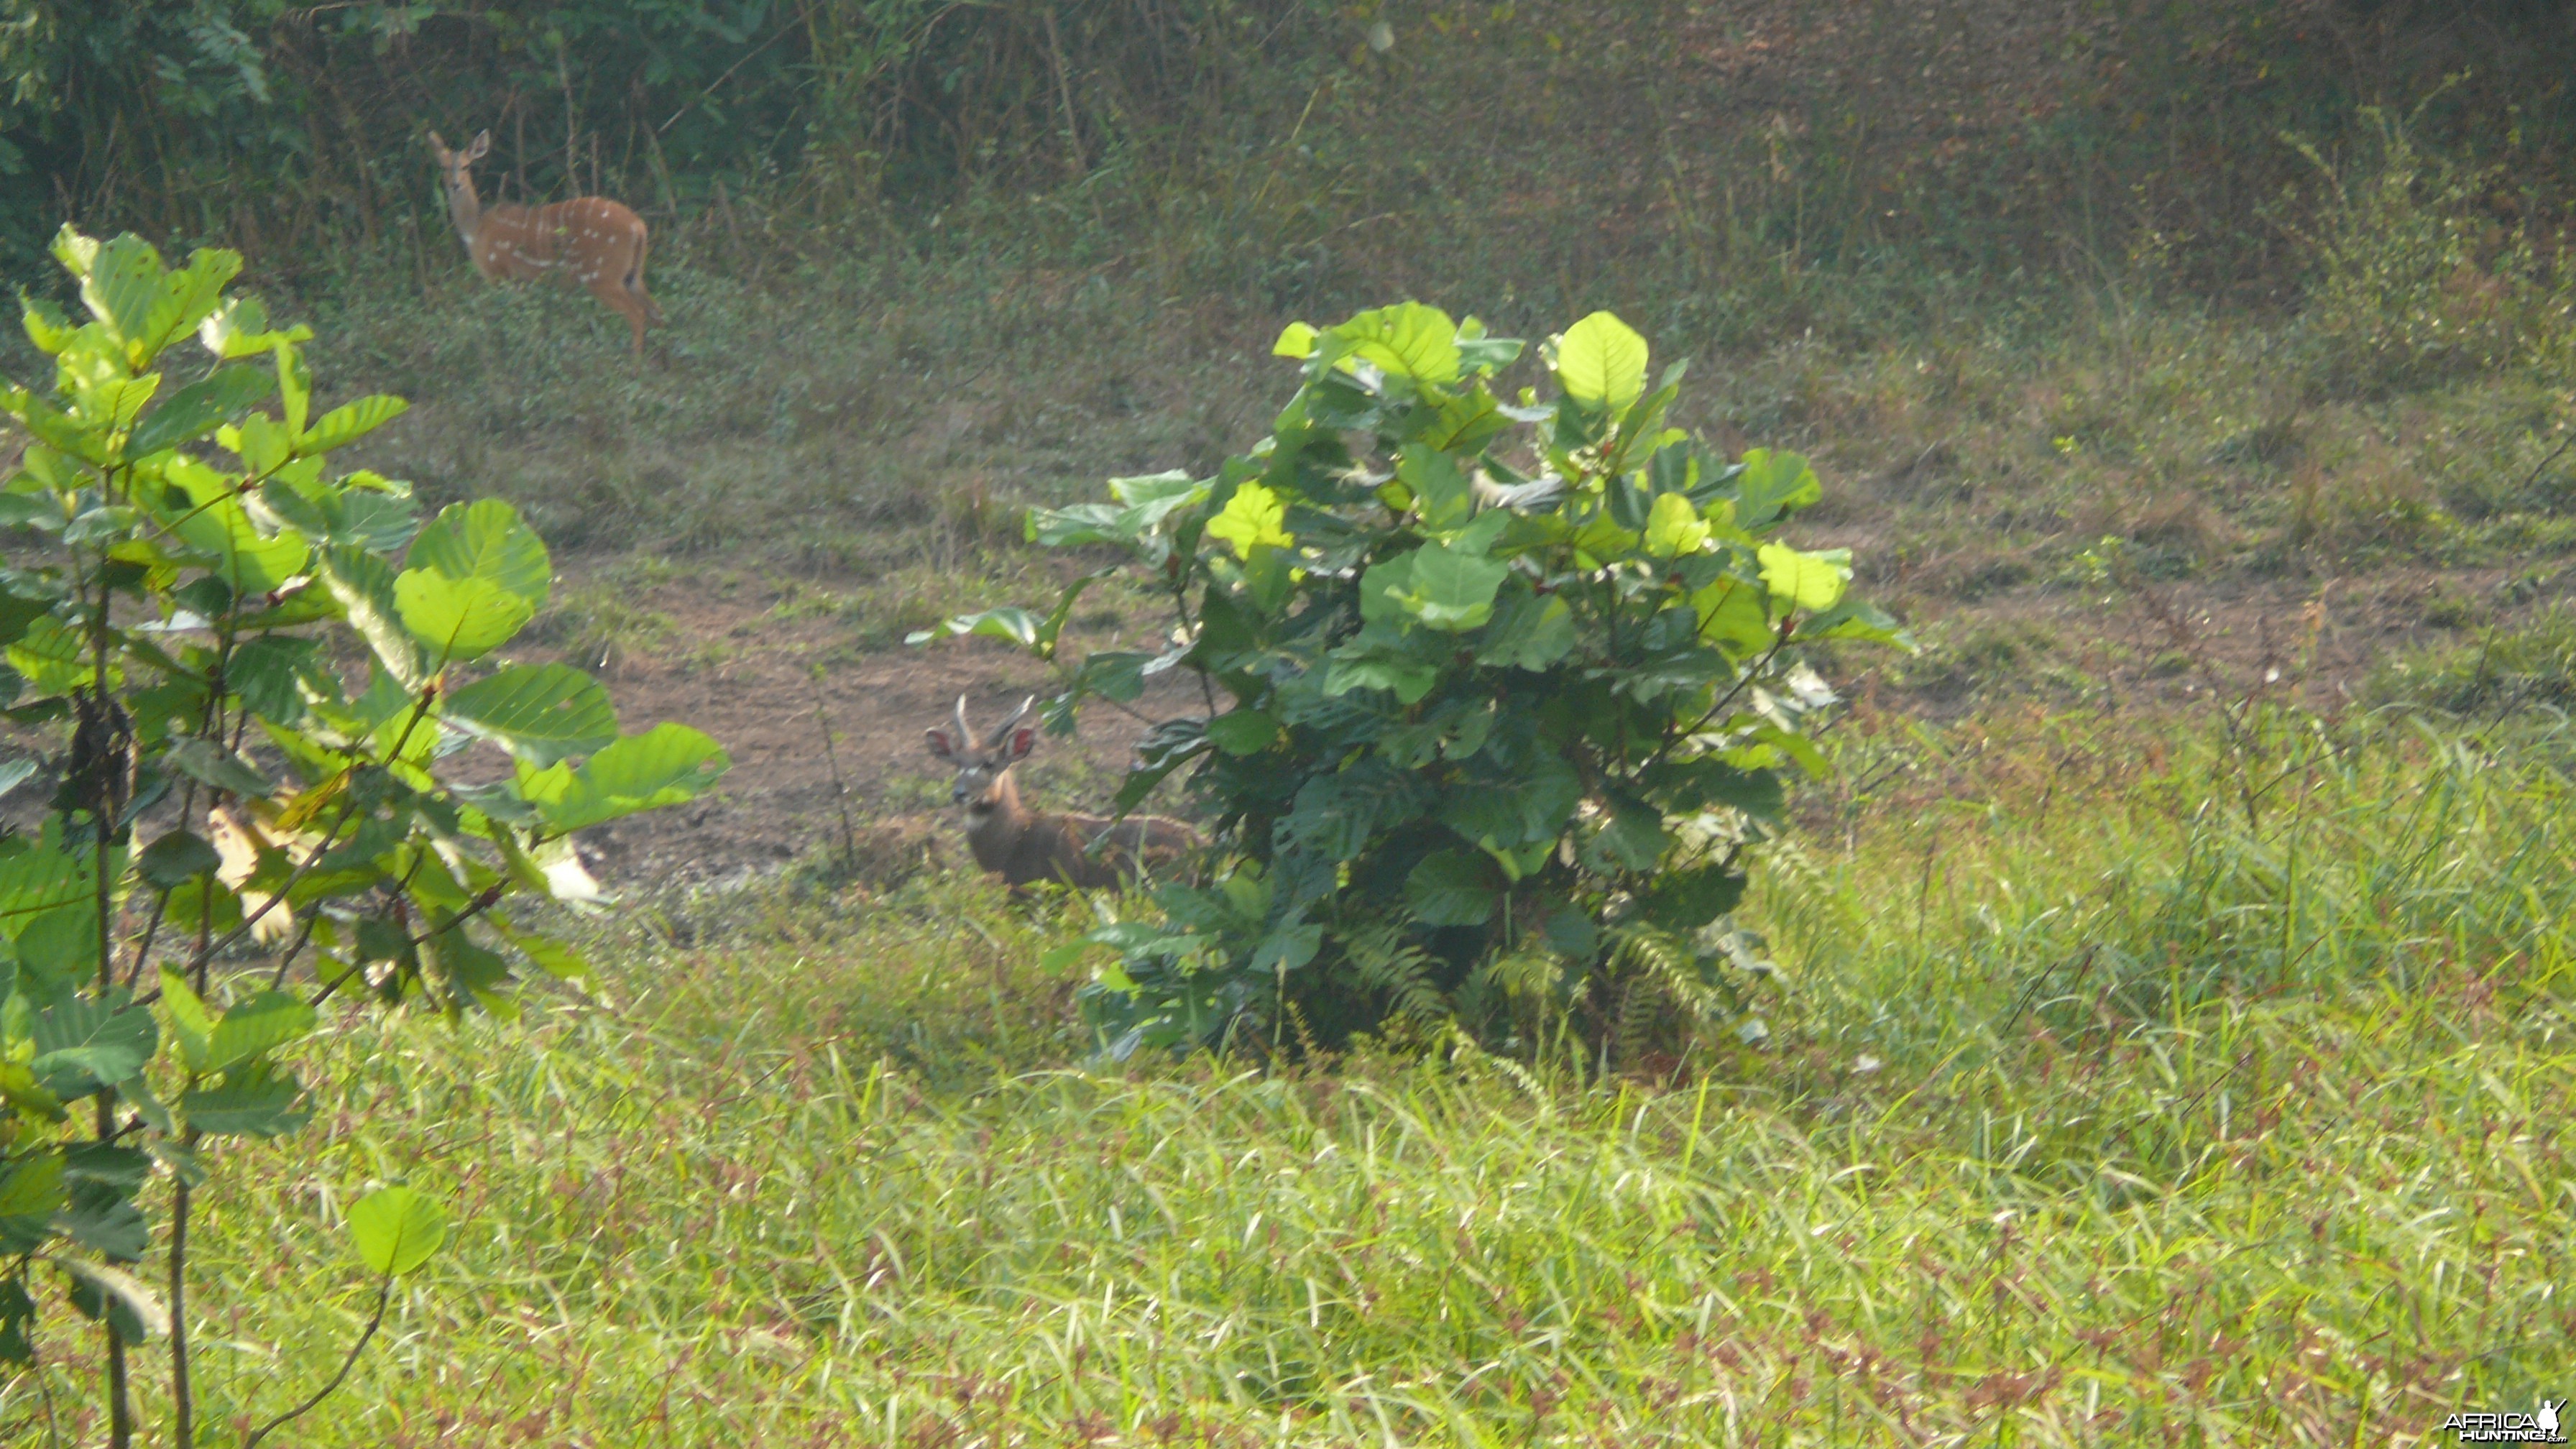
0,227,725,1438
939,303,1902,1057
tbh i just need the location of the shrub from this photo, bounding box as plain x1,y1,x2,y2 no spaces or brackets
2288,109,2568,395
0,230,726,1443
935,304,1902,1059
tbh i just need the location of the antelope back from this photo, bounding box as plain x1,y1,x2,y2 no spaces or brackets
1018,810,1196,891
472,198,647,285
427,129,644,285
1016,813,1129,891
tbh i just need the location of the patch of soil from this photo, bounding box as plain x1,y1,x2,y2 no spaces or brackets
520,556,1207,890
0,551,1202,892
4,542,2554,888
1867,566,2508,710
558,548,2557,881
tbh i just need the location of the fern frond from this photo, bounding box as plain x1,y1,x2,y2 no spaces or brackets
1761,837,1860,959
1284,995,1322,1060
1482,949,1565,1000
1343,922,1449,1024
1614,970,1660,1067
1605,924,1738,1066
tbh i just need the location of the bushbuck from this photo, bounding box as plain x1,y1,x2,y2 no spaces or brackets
427,129,662,359
924,696,1201,889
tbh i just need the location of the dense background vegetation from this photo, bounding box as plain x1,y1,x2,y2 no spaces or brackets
10,1,2576,305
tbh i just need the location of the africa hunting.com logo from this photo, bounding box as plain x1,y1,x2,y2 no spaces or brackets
2444,1398,2567,1445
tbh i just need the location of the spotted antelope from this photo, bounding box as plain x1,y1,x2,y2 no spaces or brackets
428,129,662,360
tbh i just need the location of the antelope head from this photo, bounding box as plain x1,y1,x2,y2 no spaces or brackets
924,695,1038,816
425,129,492,239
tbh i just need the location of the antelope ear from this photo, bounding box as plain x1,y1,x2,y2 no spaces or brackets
1004,727,1038,762
923,727,956,760
426,131,448,155
466,130,492,160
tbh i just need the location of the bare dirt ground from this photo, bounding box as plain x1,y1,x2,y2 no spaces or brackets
519,553,1206,891
2,536,2545,889
0,545,1195,892
533,545,2550,885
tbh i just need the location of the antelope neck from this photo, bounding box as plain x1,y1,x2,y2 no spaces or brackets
444,175,483,249
963,769,1028,870
968,768,1021,824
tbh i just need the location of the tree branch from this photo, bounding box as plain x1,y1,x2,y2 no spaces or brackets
241,1275,393,1449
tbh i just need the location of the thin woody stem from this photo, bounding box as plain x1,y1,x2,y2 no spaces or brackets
241,1276,395,1449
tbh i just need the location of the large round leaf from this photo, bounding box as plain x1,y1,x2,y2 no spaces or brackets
179,1062,308,1138
518,723,731,832
165,493,309,597
441,664,619,767
1757,543,1851,614
126,364,273,457
1392,543,1508,632
298,394,408,454
395,569,534,663
346,1185,448,1276
1552,310,1649,411
204,990,318,1075
321,544,426,688
407,499,551,609
1643,492,1713,558
1732,448,1823,528
1331,303,1460,386
1404,849,1501,927
1205,482,1293,558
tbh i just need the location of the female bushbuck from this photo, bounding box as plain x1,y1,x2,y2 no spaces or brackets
924,696,1202,889
427,129,662,359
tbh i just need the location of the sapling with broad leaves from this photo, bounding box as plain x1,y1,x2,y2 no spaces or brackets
930,305,1903,1062
0,229,727,1445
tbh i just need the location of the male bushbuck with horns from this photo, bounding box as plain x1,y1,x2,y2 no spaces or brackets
427,129,662,359
925,696,1202,889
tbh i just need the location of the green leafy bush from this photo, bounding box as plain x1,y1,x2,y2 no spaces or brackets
0,229,726,1443
938,303,1901,1058
2288,110,2570,394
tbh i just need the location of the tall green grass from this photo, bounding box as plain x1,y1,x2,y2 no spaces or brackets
4,709,2565,1445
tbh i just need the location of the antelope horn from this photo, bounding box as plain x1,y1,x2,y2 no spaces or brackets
952,694,974,745
993,695,1037,735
